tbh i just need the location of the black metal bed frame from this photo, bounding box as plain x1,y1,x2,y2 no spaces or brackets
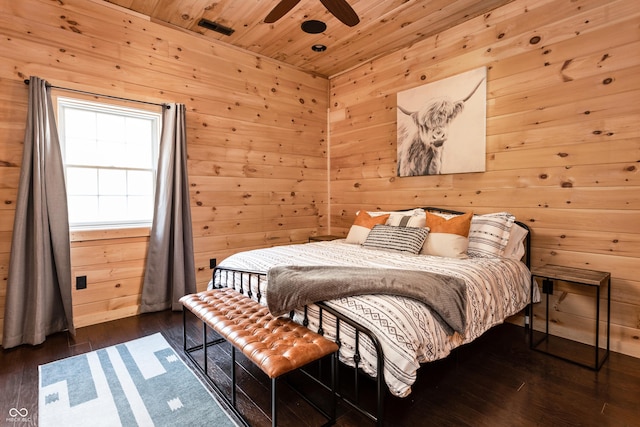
206,266,386,426
190,207,531,426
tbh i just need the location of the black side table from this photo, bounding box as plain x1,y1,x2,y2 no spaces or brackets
530,264,610,370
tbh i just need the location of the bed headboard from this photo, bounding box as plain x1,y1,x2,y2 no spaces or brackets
422,207,531,268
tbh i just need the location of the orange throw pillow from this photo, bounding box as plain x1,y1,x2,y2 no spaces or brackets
345,211,390,244
354,210,390,228
421,211,473,258
425,211,473,236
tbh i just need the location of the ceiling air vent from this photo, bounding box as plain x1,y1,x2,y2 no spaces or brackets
197,19,235,36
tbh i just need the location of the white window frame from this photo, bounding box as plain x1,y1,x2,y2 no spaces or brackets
57,97,161,230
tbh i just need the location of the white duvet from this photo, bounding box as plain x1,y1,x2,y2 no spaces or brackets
211,239,532,397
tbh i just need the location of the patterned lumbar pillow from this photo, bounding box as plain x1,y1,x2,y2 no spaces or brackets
345,210,390,244
362,224,429,254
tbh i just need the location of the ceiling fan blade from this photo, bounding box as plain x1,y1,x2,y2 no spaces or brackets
264,0,302,23
319,0,360,27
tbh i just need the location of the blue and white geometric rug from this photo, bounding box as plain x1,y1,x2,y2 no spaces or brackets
39,333,239,427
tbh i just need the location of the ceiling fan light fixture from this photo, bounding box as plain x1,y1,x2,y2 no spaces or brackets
301,19,327,34
311,44,327,52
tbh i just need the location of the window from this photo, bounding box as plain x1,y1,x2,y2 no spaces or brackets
57,98,161,229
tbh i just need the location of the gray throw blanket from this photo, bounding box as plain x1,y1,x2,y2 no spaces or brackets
266,266,467,335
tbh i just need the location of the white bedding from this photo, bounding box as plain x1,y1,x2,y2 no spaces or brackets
211,239,533,397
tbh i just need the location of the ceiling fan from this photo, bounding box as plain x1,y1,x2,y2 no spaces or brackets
265,0,360,27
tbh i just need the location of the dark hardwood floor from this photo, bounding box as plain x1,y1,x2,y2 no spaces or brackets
2,310,638,427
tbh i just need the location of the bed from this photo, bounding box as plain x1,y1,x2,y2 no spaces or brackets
209,207,535,424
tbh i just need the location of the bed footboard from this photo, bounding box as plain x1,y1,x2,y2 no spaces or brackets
213,266,386,426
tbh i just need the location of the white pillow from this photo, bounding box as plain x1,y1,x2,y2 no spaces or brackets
503,223,528,260
345,225,372,245
422,233,469,259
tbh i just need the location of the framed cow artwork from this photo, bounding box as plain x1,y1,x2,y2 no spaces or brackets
396,66,487,176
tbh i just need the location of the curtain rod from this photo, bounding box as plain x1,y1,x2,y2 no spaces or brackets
23,79,169,109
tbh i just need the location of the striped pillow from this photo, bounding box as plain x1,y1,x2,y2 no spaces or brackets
387,214,426,228
467,212,515,257
362,225,429,254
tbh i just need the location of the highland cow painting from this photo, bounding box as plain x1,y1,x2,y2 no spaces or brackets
396,67,487,177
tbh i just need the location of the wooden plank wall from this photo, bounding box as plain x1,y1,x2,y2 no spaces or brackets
0,0,638,363
328,0,640,358
0,0,328,335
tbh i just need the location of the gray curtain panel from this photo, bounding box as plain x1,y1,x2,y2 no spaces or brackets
140,103,196,312
2,77,74,349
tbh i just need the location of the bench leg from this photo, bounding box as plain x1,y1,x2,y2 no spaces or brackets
231,347,237,407
182,309,187,352
203,321,208,374
272,377,277,427
331,351,337,423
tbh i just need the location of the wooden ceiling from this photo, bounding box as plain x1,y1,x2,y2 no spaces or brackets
104,0,514,77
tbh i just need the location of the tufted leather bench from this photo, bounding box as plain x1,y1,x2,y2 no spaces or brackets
180,287,339,427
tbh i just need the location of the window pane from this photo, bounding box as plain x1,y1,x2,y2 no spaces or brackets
68,196,98,223
99,169,127,195
125,143,153,168
127,170,154,195
128,196,154,220
66,168,97,195
97,113,125,144
126,117,152,144
64,109,96,139
65,138,99,165
99,196,127,222
97,141,127,168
